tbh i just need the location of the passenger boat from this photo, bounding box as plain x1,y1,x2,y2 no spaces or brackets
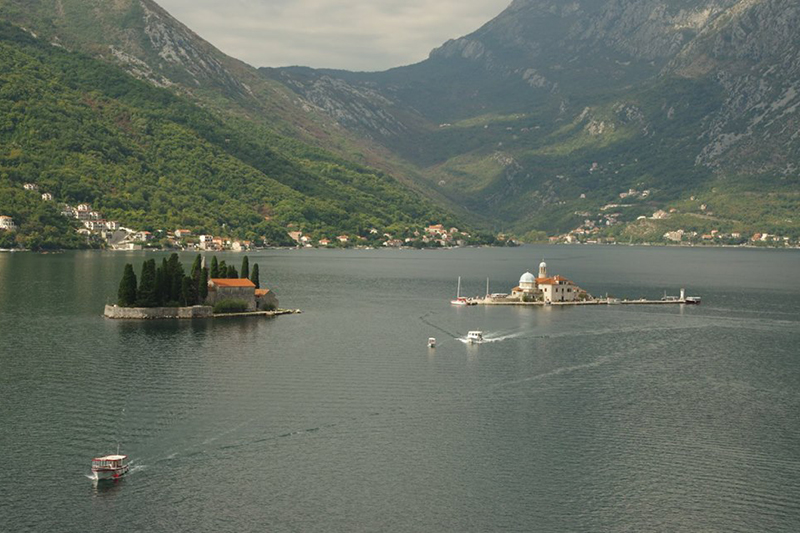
91,453,130,480
451,277,468,305
466,331,484,343
428,337,436,348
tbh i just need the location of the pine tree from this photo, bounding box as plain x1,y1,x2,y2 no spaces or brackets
227,265,238,278
240,256,249,280
199,267,209,302
137,259,158,307
218,260,227,278
210,256,219,278
250,263,260,289
117,263,137,307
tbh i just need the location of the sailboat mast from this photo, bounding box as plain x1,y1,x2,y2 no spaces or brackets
457,276,461,298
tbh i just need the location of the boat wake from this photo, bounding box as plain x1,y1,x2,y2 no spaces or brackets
456,331,524,344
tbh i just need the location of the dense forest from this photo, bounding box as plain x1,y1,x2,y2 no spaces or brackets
0,22,469,249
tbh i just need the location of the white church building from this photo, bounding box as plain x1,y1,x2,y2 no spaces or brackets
510,261,587,303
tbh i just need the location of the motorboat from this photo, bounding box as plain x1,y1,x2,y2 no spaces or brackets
685,296,701,304
466,331,484,343
91,453,130,481
428,337,436,348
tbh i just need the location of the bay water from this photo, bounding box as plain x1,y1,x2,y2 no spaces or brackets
1,246,799,532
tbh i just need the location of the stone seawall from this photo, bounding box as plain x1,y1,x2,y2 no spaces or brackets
104,305,213,319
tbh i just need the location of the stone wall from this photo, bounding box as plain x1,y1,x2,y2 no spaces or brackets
206,286,257,311
104,305,213,319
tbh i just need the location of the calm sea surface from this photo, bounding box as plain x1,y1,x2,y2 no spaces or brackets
1,246,799,532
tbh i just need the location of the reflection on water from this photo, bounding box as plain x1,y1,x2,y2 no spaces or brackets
2,247,800,532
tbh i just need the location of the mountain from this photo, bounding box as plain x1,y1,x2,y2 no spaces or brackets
262,0,800,240
0,2,482,249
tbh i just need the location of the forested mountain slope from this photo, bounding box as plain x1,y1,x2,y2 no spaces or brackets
0,22,461,249
264,0,800,239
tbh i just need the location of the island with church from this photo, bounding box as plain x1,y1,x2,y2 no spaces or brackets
473,260,699,306
104,253,299,319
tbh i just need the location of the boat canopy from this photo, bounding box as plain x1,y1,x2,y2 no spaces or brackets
92,455,126,462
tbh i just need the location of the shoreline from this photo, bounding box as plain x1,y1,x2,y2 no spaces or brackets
103,304,301,320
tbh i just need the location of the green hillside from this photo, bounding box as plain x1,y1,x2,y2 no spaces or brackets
264,0,800,242
0,22,465,249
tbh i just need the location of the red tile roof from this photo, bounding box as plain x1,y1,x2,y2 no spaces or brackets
211,278,255,288
254,289,271,297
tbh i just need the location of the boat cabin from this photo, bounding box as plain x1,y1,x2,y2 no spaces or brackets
466,331,484,343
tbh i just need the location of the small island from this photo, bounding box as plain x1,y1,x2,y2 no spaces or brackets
472,260,699,306
105,254,296,319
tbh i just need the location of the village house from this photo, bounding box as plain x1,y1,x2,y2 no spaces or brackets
0,215,17,231
288,231,303,244
41,193,53,201
337,235,349,243
318,238,331,246
174,229,192,239
425,224,446,235
23,183,38,191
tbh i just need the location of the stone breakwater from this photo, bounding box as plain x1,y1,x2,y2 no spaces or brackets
104,305,302,319
104,305,213,319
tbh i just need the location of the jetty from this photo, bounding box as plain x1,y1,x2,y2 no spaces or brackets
474,297,698,307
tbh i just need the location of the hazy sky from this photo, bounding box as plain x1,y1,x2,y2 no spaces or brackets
157,0,510,72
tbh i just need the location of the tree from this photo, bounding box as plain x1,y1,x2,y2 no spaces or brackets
199,267,209,302
156,258,169,305
250,263,260,289
227,265,238,278
191,254,202,278
210,256,219,278
117,263,137,307
240,256,249,279
136,259,158,307
167,253,184,302
218,260,227,278
180,276,193,306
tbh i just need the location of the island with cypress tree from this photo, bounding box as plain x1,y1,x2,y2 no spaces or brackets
105,254,287,319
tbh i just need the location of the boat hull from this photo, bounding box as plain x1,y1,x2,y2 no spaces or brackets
92,465,130,480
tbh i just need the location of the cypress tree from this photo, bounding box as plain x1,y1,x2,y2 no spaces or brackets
117,263,137,307
137,259,158,307
180,276,193,306
190,254,202,306
218,260,227,278
250,263,260,289
240,256,249,280
169,254,185,303
199,267,209,302
191,254,202,278
227,265,238,278
156,258,169,305
210,256,219,278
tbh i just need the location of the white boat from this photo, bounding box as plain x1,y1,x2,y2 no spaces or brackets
91,453,130,480
451,276,468,305
685,296,701,304
428,337,436,348
466,331,484,343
